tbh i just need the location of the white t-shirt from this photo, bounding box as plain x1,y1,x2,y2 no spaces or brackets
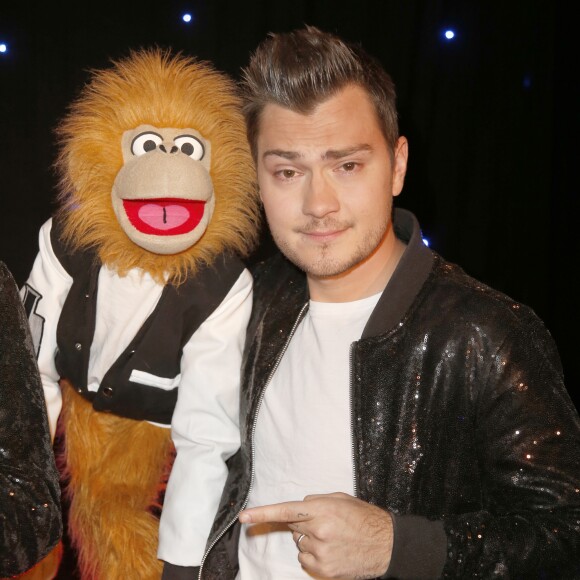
237,292,381,579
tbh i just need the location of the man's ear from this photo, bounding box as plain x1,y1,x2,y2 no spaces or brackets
392,136,409,197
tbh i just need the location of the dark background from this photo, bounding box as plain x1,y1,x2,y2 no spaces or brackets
0,4,577,402
0,1,577,577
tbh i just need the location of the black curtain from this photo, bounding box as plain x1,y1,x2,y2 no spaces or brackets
1,1,576,408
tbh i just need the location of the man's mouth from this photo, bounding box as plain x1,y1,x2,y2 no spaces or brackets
300,227,347,242
123,198,206,235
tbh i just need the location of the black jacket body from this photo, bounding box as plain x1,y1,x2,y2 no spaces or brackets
195,208,580,579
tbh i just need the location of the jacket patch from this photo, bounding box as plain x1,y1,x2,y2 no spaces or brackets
21,283,45,358
129,369,181,390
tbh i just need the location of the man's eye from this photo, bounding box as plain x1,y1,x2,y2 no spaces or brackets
279,169,296,179
342,162,357,171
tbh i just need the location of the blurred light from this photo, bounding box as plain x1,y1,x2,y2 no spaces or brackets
422,237,430,247
522,75,532,89
0,43,7,54
182,13,193,23
444,30,455,40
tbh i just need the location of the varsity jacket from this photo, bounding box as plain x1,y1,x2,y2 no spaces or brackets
53,217,244,424
23,217,250,429
23,216,253,565
195,208,580,579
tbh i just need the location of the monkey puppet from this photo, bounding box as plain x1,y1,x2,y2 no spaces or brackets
21,49,259,579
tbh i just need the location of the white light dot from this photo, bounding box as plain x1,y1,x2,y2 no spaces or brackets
444,30,455,40
422,237,430,247
182,13,193,23
0,43,7,53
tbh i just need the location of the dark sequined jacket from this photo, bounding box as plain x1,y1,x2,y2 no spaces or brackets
196,208,580,580
0,261,62,577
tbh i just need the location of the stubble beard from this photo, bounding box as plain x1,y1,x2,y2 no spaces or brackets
270,217,389,279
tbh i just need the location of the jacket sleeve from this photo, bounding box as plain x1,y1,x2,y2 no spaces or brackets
0,261,63,577
387,310,580,579
157,268,252,567
161,562,200,579
20,218,73,439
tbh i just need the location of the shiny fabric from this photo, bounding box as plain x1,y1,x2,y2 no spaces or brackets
199,209,580,579
0,261,62,576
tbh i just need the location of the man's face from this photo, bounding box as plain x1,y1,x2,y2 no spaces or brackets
256,84,408,291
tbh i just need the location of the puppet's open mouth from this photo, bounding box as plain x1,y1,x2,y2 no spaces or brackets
123,198,206,236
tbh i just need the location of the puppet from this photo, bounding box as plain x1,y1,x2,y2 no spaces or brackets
21,49,259,579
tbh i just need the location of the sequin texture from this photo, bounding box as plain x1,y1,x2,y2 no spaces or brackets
199,209,580,579
0,261,62,576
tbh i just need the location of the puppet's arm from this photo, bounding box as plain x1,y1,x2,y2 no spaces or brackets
158,268,252,567
20,218,73,439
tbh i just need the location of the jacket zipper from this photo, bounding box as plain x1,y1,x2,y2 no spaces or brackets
198,302,309,579
349,343,359,498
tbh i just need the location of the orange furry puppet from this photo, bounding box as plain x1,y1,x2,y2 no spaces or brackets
21,49,260,579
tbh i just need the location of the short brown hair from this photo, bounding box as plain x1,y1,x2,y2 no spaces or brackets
241,25,399,160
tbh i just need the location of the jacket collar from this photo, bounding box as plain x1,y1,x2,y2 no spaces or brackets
259,208,434,341
361,208,434,339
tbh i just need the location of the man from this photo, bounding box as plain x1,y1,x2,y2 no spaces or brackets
162,26,580,579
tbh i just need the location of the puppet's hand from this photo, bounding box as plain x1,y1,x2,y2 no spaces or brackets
13,543,63,580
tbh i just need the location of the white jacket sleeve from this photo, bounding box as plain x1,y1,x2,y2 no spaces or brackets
157,267,252,566
20,218,73,439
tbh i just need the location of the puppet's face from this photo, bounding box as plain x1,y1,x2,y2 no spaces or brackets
111,124,214,255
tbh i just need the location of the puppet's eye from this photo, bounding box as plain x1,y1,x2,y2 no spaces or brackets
174,135,205,160
131,132,163,156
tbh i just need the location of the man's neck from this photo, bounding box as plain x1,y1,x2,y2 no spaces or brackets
307,234,406,303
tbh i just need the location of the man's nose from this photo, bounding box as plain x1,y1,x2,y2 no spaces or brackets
302,171,339,217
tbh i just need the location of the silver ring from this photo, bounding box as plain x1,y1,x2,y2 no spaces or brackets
296,533,306,553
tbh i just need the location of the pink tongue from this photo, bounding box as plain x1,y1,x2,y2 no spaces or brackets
137,204,190,230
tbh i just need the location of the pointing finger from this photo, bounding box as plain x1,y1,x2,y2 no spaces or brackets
239,501,313,524
303,491,352,502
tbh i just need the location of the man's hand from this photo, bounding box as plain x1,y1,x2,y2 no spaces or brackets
239,492,393,579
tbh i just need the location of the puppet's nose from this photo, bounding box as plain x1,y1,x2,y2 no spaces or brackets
159,144,179,154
